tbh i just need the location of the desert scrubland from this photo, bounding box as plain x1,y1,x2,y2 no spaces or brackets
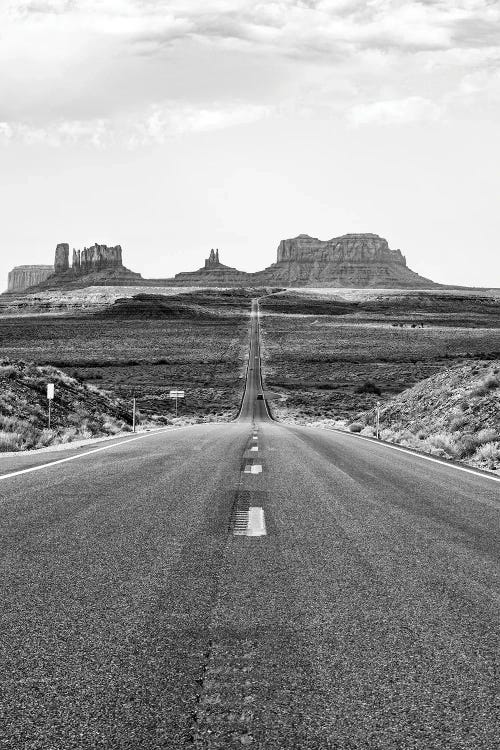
260,288,500,473
0,290,250,449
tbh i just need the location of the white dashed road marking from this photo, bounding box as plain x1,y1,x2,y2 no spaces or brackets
244,464,262,474
233,507,267,537
250,446,258,452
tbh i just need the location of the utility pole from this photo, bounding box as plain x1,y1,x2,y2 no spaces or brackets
132,391,136,433
376,401,381,440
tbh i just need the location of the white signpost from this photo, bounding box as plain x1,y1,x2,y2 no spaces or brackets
47,383,55,429
169,390,185,418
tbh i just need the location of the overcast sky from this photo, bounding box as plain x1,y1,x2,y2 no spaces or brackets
1,0,499,288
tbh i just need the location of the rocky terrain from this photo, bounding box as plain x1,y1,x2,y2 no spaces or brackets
168,249,252,287
352,361,500,474
7,265,54,292
31,242,143,291
255,234,436,287
0,360,134,451
259,289,500,460
5,232,444,291
0,290,250,428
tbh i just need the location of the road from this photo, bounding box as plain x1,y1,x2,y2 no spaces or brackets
0,300,498,749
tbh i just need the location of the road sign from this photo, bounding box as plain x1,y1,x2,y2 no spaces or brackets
47,383,55,400
169,390,185,417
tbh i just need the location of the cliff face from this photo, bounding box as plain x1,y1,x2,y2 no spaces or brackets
72,244,123,275
5,233,439,293
7,265,54,292
27,243,142,290
54,243,70,274
254,234,436,288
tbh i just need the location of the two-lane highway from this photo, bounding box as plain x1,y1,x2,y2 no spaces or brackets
0,300,498,749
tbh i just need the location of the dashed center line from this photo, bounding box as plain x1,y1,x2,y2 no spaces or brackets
233,507,267,537
244,464,262,474
250,446,258,452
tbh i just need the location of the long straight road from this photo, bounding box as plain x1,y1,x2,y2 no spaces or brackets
1,300,499,749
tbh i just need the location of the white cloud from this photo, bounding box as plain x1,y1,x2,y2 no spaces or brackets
0,102,273,147
348,96,443,125
0,0,498,142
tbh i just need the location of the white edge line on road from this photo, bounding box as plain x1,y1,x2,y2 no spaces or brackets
314,426,500,485
0,425,216,482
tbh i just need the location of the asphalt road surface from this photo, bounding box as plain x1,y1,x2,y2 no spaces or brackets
1,300,498,749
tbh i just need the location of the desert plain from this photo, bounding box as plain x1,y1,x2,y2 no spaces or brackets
0,284,499,473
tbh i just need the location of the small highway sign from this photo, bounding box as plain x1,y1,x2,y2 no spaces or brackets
169,389,185,417
47,383,55,429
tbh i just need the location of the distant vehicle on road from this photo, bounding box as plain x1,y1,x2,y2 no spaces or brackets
257,394,264,400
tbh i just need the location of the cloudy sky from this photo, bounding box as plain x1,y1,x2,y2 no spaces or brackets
1,0,499,287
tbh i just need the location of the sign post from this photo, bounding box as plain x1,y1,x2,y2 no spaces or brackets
47,383,55,430
132,393,136,433
376,400,381,440
169,390,185,418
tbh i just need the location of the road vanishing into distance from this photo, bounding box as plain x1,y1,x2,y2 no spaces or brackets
1,300,499,749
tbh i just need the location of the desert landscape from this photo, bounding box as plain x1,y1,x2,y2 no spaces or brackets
258,288,500,473
1,279,499,474
3,4,500,748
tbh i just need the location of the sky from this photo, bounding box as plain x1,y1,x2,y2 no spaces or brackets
1,0,499,288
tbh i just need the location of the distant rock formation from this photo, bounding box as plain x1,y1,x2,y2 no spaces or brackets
170,250,251,287
205,249,220,269
252,234,436,288
7,265,54,292
5,233,439,293
25,242,142,290
54,243,70,274
72,244,124,275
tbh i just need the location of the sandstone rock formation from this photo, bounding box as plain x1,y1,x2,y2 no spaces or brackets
205,249,220,269
253,234,436,288
5,232,438,293
7,265,54,292
54,243,70,274
27,242,142,290
72,244,124,275
170,250,251,287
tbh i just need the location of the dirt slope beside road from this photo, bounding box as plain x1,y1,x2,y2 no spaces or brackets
0,361,133,451
357,361,500,474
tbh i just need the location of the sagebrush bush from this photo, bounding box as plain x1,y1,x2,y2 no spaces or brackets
0,431,24,451
475,428,499,445
348,422,363,433
0,365,18,380
355,380,382,395
474,441,500,467
448,415,467,432
423,433,459,458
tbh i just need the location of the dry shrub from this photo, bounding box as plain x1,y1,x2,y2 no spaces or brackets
448,414,467,432
474,441,500,468
0,431,24,451
422,432,459,458
475,428,499,445
348,422,363,433
471,373,500,397
0,365,18,380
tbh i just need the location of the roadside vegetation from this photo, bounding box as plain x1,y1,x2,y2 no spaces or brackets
260,289,500,473
0,360,133,451
260,290,500,423
0,291,250,433
355,362,500,474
